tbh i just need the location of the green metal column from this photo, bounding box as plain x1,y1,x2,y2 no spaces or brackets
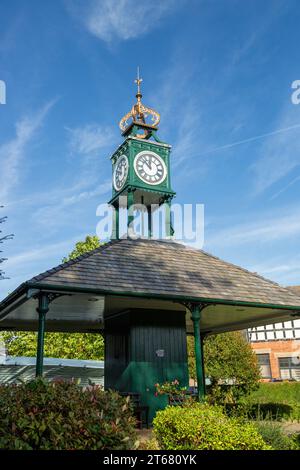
200,334,206,395
191,304,205,401
147,205,152,239
36,293,49,377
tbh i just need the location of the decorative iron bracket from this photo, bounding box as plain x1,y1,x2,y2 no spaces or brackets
181,301,210,313
290,310,300,317
33,291,71,305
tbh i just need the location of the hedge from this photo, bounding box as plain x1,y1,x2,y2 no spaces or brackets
0,379,137,450
153,402,271,450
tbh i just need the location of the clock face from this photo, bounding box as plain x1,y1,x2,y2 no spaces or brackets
134,151,167,185
113,155,128,191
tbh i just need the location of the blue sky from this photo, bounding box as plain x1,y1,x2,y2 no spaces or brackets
1,0,300,299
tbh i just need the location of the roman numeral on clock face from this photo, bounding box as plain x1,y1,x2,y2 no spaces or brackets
113,155,128,191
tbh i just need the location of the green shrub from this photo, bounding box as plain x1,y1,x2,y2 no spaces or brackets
254,421,295,450
0,379,137,450
153,402,271,450
291,433,300,450
188,332,260,404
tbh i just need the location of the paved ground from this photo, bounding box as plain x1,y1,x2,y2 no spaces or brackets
137,429,153,441
282,422,300,435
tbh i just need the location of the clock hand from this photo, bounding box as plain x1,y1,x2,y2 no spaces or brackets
142,157,152,171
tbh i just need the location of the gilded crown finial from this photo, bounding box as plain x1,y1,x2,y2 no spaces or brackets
119,68,160,137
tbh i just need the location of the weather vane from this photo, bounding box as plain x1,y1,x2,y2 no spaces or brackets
135,66,143,96
119,67,160,136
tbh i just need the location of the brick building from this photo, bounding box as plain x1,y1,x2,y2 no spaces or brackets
249,286,300,381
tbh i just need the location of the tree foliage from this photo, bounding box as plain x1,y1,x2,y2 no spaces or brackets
1,235,104,360
62,235,101,262
188,331,260,402
1,331,104,360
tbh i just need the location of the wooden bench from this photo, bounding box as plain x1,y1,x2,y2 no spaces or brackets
168,390,198,406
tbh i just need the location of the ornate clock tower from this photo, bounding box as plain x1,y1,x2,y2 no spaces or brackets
108,69,176,239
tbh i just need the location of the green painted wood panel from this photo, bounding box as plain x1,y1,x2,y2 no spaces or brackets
104,309,189,423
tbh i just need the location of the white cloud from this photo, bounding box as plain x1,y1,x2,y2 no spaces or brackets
250,107,300,195
270,175,300,201
7,178,97,208
149,54,207,171
5,236,84,269
171,106,203,169
249,258,300,286
59,179,111,206
78,0,177,43
0,234,87,299
229,2,283,67
66,123,115,156
0,101,55,203
207,209,300,248
7,121,115,210
30,179,111,233
196,123,300,159
4,120,114,233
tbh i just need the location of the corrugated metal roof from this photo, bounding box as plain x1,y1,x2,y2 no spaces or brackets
0,356,104,368
0,356,104,387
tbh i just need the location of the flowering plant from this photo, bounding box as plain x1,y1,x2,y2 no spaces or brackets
154,379,187,398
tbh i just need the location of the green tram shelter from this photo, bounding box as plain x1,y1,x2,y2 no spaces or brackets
1,238,300,421
2,74,300,421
